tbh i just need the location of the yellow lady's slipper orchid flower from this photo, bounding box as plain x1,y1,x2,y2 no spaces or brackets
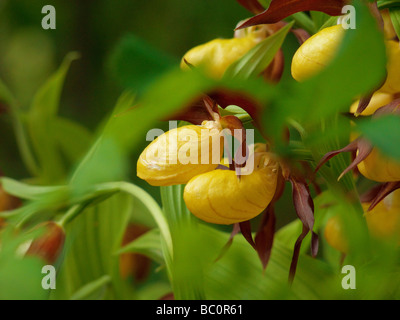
291,25,344,82
292,24,400,94
350,92,393,116
325,190,400,252
137,120,223,186
181,34,259,79
349,92,393,142
347,93,400,182
364,189,400,241
324,216,349,254
357,148,400,182
183,152,278,225
379,40,400,94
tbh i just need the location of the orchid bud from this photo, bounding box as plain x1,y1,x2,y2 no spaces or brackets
26,222,65,264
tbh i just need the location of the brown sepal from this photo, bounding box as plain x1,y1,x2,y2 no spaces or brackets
355,76,388,116
239,220,256,249
355,92,374,117
367,1,384,31
170,95,220,125
360,181,400,211
209,89,263,127
288,176,319,284
236,0,347,30
220,115,249,173
255,206,276,271
291,28,311,45
254,173,285,270
263,48,285,84
214,223,241,262
315,138,373,181
373,98,400,117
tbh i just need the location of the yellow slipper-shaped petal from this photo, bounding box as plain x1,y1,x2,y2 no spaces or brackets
137,121,223,186
181,35,259,79
184,153,278,224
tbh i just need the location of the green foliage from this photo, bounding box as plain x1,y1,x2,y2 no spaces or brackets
109,35,177,93
357,115,400,160
224,21,294,79
1,0,400,301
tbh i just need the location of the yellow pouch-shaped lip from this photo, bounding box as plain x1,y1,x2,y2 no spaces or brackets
350,92,393,116
181,36,259,79
291,25,344,82
137,121,223,186
324,216,348,254
183,153,278,225
357,147,400,183
364,189,400,241
379,40,400,95
325,190,400,252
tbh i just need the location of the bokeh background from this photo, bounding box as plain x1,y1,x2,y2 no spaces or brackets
0,0,250,175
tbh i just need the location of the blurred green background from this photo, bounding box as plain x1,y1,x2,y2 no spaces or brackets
0,0,250,177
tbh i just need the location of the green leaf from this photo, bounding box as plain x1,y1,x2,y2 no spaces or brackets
70,92,135,187
357,115,400,160
200,225,336,300
160,184,205,300
291,12,316,34
51,192,133,300
310,11,331,30
0,177,67,201
115,228,164,265
0,78,39,176
28,52,80,183
224,22,294,80
0,228,48,300
109,34,176,93
319,16,340,31
48,182,173,300
378,0,400,9
69,275,111,300
389,8,400,40
52,117,93,165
